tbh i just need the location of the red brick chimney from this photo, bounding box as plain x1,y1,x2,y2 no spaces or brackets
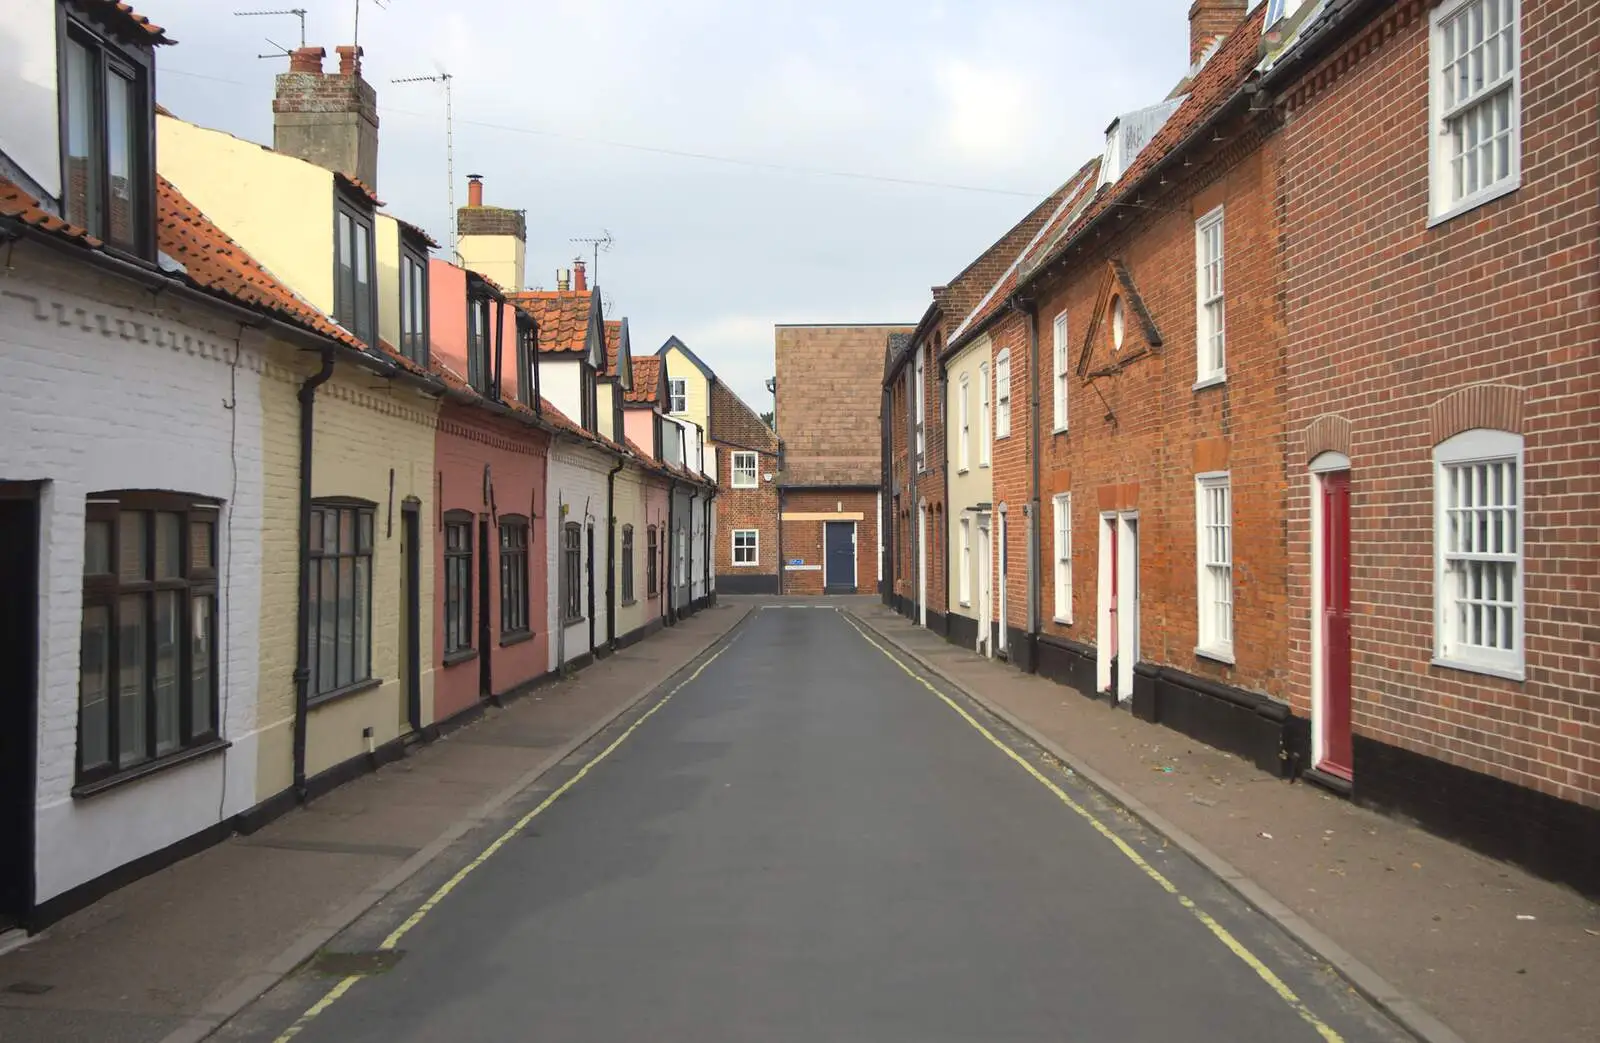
466,174,483,208
273,42,380,191
288,46,324,74
573,259,588,292
1188,0,1246,65
335,44,362,76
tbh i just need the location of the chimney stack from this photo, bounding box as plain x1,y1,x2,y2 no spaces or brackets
273,42,380,191
466,173,484,208
456,175,527,290
1188,0,1246,66
573,259,588,292
556,269,571,292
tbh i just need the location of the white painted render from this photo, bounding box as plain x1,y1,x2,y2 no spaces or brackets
0,0,61,199
0,251,264,902
540,357,584,426
548,440,614,669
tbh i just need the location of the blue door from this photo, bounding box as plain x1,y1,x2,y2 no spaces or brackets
824,521,856,594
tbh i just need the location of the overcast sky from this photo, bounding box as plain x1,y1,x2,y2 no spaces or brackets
147,0,1197,410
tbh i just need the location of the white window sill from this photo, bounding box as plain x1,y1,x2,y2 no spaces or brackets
957,466,969,475
996,432,1011,440
731,562,759,567
1053,616,1073,626
980,461,991,469
959,599,972,608
1431,655,1525,682
730,483,758,490
1193,373,1227,392
1051,425,1069,435
1427,176,1520,229
1195,644,1235,665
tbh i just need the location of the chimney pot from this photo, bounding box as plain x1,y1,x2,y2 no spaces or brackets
573,259,588,292
288,46,326,75
335,44,364,77
466,174,483,208
1187,0,1246,66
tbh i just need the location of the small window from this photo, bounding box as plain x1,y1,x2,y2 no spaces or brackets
467,293,493,396
979,362,992,467
1195,473,1233,661
1195,206,1226,385
1111,297,1125,351
516,316,536,407
399,242,430,366
444,512,473,655
499,517,529,637
994,351,1012,438
334,201,377,347
646,525,659,597
732,529,759,566
914,346,926,471
562,522,583,623
731,451,759,489
1434,429,1523,677
1430,0,1520,222
61,19,152,257
1052,312,1069,431
957,374,971,473
77,493,220,786
668,377,687,414
1053,493,1072,623
621,525,636,604
958,517,971,606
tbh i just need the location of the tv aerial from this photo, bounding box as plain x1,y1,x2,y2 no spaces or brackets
392,70,458,261
569,230,614,286
234,8,307,58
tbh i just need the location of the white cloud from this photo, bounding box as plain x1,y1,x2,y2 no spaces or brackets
935,59,1034,162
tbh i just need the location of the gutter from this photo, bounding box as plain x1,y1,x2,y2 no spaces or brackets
604,455,626,649
1256,0,1390,96
292,347,336,801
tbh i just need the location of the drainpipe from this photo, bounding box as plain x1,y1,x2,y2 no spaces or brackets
293,348,336,802
1014,293,1043,670
775,442,786,596
940,360,952,629
605,455,625,649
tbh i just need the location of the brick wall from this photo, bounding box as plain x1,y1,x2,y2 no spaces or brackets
712,441,780,583
1279,0,1600,805
988,311,1033,643
779,488,879,596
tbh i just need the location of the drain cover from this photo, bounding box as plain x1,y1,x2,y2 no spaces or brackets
3,981,53,995
309,950,405,977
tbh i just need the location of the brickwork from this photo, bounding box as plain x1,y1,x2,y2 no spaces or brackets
1188,0,1248,65
1278,0,1600,806
271,46,379,190
987,311,1033,644
885,327,948,619
712,442,779,584
775,324,911,486
779,489,879,596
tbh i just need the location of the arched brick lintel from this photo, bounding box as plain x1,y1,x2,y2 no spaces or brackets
1303,414,1352,464
1430,384,1525,445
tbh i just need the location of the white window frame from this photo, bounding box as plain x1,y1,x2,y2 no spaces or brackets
730,450,758,489
1051,311,1069,432
994,350,1012,438
1433,429,1524,678
914,346,926,472
959,517,972,606
668,377,687,414
957,374,971,473
1428,0,1521,226
979,362,992,467
732,528,759,567
1195,471,1234,662
1052,492,1072,623
1195,206,1226,388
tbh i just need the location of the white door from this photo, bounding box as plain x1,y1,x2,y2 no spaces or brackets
977,515,992,656
1097,514,1116,693
997,510,1009,656
1116,514,1140,701
917,502,928,627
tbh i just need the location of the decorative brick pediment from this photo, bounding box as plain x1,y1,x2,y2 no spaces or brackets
1077,259,1163,380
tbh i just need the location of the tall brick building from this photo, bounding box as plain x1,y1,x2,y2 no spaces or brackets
709,380,781,594
775,323,911,594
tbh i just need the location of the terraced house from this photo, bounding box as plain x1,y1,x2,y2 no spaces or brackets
884,0,1598,896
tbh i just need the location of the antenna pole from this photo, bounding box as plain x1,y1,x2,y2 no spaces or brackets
392,72,458,263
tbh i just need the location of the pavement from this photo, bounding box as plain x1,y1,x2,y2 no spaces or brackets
0,602,749,1043
850,603,1600,1043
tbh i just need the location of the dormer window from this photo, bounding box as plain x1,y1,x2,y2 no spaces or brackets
516,315,536,407
398,238,429,366
467,290,492,396
60,11,154,257
334,198,376,346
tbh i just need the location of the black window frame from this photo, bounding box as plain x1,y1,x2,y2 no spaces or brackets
399,237,430,367
333,194,378,348
499,515,530,638
646,524,659,598
621,524,636,605
57,6,156,259
76,491,222,792
307,499,377,703
443,510,474,659
580,364,597,432
467,291,493,395
516,314,536,407
561,522,583,623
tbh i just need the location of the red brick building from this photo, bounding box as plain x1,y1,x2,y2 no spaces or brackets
1268,0,1599,892
775,324,911,594
709,381,782,594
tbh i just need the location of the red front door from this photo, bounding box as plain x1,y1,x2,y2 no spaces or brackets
1319,471,1353,779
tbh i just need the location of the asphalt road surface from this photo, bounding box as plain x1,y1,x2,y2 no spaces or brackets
235,606,1406,1043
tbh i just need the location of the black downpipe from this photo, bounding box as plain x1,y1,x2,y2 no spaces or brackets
666,480,678,622
605,456,625,648
702,494,712,605
880,384,892,603
940,361,952,624
293,348,336,802
1021,296,1043,657
586,519,596,655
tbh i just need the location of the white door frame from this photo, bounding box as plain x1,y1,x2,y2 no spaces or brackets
996,506,1009,655
1308,451,1351,767
1097,512,1115,693
1116,512,1139,702
917,500,928,627
977,513,992,657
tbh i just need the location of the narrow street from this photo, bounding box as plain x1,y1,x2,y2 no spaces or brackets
222,606,1403,1043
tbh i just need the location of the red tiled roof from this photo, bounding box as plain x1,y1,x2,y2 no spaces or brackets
0,179,102,248
625,355,660,404
391,214,439,249
334,172,383,208
604,319,622,374
510,290,593,354
83,2,174,44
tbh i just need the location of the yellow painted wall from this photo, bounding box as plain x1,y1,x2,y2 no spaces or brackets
255,347,438,800
157,114,335,314
662,345,710,433
946,334,993,623
613,465,649,637
458,233,524,295
376,215,400,350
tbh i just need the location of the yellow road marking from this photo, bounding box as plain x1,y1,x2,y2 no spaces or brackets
269,639,737,1042
841,613,1344,1043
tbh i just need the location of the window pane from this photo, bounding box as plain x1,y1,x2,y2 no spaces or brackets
155,512,182,579
318,558,337,693
338,506,355,556
118,594,147,767
107,71,138,248
79,604,112,770
154,590,179,756
85,520,112,575
337,556,355,688
354,554,370,681
191,595,213,735
191,518,214,571
64,37,100,233
119,511,146,581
